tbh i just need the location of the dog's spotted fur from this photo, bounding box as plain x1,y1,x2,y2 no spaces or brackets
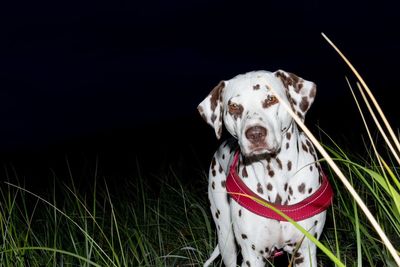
198,70,326,267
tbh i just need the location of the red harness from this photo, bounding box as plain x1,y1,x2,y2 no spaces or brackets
226,150,333,221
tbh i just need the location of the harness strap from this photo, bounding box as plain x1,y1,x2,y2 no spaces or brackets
226,150,333,221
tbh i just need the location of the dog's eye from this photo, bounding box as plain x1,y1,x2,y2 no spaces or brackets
228,101,243,114
266,95,278,104
262,95,279,108
228,102,240,112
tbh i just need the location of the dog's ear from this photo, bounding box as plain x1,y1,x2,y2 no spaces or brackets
274,70,317,121
197,81,226,139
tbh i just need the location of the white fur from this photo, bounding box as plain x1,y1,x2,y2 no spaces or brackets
199,70,326,267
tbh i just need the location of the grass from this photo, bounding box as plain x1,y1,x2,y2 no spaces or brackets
1,35,399,266
322,138,400,267
1,139,399,267
0,164,214,266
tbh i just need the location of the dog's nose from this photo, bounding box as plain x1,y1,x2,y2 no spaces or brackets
245,126,267,144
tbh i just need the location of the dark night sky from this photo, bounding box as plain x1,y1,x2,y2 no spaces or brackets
0,0,399,165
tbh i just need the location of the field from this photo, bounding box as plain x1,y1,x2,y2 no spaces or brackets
0,135,399,267
1,36,399,266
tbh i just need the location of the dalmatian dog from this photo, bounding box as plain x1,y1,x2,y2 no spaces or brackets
198,70,326,267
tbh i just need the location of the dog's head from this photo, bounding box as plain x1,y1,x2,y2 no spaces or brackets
198,70,316,157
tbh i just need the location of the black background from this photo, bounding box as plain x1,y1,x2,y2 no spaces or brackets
0,0,399,186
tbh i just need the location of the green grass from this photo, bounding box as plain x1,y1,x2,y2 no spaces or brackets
0,140,398,266
0,165,215,266
321,140,400,267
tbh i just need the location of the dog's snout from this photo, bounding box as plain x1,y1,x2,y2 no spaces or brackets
245,126,267,144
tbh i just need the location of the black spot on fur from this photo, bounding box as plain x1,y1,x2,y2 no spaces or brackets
226,194,231,204
242,167,248,178
211,157,216,168
298,183,306,194
295,257,304,264
287,161,292,171
267,183,273,191
276,157,283,169
302,142,308,153
274,194,282,205
257,183,263,194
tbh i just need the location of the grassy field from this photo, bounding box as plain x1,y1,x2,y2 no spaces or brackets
0,162,214,266
1,36,399,266
0,137,399,267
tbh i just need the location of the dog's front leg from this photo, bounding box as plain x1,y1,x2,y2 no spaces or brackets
292,243,317,267
208,151,237,267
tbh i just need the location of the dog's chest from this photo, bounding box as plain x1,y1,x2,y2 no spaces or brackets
236,155,319,208
229,152,321,253
238,159,290,205
231,199,283,253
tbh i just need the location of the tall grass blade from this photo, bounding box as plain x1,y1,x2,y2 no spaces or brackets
355,82,400,165
345,76,385,174
270,83,400,265
4,182,116,267
321,32,400,162
1,247,101,267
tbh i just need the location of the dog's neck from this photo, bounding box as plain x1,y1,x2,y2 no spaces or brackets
237,123,321,205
